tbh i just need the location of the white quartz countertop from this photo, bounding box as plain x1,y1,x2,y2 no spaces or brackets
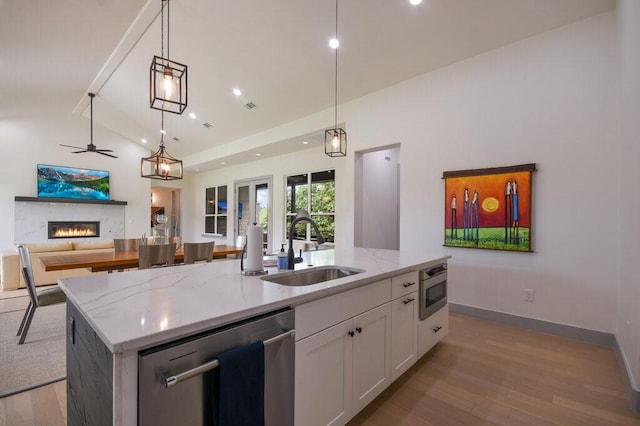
59,247,449,353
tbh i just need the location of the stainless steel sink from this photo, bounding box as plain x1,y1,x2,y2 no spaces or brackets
262,266,364,286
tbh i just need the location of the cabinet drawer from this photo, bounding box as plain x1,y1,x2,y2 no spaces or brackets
391,271,419,299
295,279,391,340
417,304,448,358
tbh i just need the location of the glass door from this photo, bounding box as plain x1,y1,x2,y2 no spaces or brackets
235,177,272,254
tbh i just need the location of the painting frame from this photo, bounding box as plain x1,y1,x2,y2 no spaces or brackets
443,163,536,252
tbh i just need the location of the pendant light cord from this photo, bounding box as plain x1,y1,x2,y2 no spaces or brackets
160,0,170,59
161,0,164,59
160,110,165,147
334,0,339,129
160,0,167,146
90,94,93,145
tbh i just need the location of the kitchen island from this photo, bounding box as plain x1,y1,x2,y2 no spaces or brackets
59,247,449,425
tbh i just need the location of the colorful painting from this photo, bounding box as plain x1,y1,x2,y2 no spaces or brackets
37,164,110,200
443,164,536,252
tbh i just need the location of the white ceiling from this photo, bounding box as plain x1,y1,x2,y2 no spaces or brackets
1,0,615,172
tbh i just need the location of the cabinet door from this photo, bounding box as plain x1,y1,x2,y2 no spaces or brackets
295,319,353,426
351,303,392,415
390,292,417,381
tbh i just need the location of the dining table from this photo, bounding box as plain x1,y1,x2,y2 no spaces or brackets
40,244,244,273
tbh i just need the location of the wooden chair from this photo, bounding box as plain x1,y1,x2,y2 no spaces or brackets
183,242,215,264
235,235,246,259
114,238,141,252
138,243,176,269
16,245,66,345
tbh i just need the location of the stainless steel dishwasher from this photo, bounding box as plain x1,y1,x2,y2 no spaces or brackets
138,308,294,426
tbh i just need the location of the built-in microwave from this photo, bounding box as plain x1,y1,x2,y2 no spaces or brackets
419,264,447,320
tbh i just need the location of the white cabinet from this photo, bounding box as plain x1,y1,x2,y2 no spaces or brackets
390,271,418,382
295,269,442,426
351,303,392,414
295,316,353,426
417,304,449,358
390,292,417,381
295,303,392,426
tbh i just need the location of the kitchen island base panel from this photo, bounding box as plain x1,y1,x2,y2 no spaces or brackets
58,248,450,425
67,301,113,426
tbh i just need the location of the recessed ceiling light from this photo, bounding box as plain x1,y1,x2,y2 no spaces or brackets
302,140,309,145
329,38,339,49
141,138,147,144
409,0,422,5
189,112,197,119
220,161,226,165
255,153,262,156
233,88,242,96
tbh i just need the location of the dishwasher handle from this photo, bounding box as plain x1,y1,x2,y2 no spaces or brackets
163,328,295,388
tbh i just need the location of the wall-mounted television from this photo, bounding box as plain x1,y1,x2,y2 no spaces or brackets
37,164,110,200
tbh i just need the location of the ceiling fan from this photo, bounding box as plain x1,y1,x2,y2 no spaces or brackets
60,93,118,158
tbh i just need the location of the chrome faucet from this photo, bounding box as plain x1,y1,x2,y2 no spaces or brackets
288,209,325,270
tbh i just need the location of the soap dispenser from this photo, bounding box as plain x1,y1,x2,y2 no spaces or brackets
277,244,288,271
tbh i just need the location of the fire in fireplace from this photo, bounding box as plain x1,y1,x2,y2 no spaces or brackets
48,221,100,239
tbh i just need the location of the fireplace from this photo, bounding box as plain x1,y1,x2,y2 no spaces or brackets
48,221,100,239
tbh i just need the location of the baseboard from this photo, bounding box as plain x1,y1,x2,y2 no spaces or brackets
614,335,640,413
448,303,614,346
449,303,639,414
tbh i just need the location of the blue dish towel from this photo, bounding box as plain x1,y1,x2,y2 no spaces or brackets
217,340,265,426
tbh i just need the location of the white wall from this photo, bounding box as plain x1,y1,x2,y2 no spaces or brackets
182,12,619,335
345,11,618,333
616,0,640,393
384,14,617,332
0,113,152,251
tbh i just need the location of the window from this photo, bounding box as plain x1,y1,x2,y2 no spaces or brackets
204,185,227,236
286,170,335,243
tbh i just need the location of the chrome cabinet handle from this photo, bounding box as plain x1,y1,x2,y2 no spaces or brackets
432,326,442,333
356,327,362,334
348,330,355,337
402,282,416,288
403,298,415,305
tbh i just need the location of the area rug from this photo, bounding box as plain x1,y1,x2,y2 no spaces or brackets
0,303,66,398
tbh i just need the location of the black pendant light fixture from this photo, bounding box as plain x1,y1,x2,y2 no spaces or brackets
325,0,347,157
141,110,183,180
150,0,187,115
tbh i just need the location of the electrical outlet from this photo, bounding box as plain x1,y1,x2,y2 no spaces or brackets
525,289,534,302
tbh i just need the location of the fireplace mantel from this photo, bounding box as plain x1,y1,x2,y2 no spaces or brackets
15,196,127,206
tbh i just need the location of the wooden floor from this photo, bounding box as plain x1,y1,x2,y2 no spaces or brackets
1,313,638,426
349,314,640,426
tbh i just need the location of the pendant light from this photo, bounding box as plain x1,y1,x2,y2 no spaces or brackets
150,0,187,114
325,0,347,157
141,110,183,180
